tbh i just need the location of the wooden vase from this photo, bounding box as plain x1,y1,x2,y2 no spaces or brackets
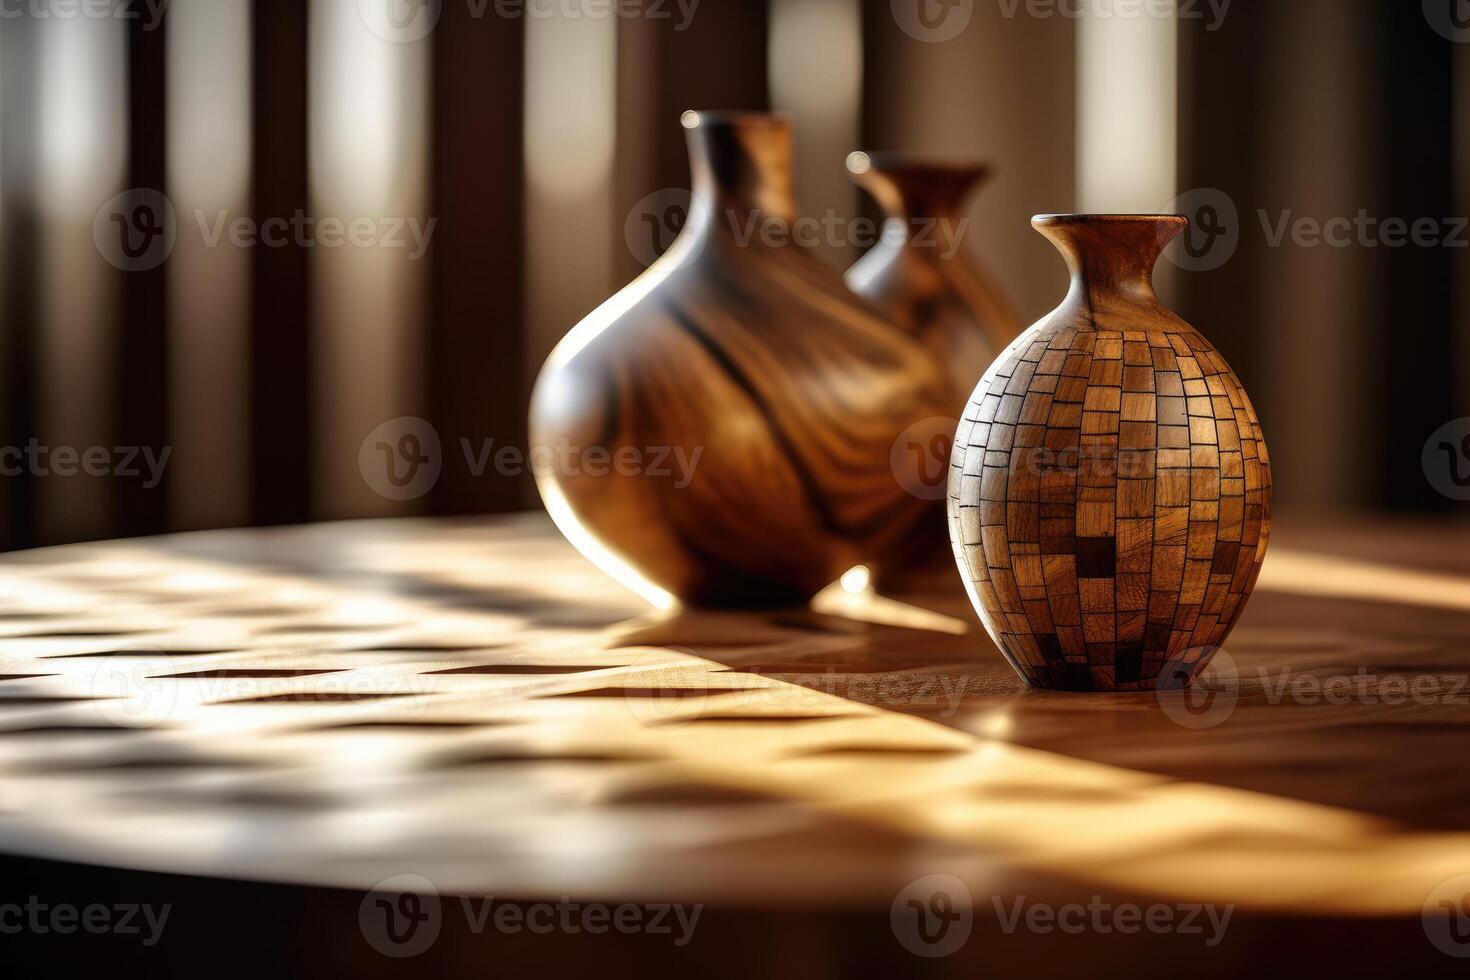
845,154,1022,592
947,214,1272,692
530,112,950,609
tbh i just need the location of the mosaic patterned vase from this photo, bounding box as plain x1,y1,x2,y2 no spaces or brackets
947,214,1272,692
530,112,949,608
846,154,1022,592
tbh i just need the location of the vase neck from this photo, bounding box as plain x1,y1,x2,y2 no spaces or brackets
684,111,799,227
849,155,988,231
1034,214,1185,309
849,156,987,258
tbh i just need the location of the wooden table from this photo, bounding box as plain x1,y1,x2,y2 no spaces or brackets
0,513,1468,976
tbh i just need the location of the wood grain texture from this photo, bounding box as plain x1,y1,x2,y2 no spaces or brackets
948,215,1272,691
531,113,949,607
846,155,1023,591
846,155,1021,401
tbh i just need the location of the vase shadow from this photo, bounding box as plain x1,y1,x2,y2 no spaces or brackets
602,572,1470,833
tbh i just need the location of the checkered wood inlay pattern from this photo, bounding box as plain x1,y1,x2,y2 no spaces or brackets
947,219,1272,691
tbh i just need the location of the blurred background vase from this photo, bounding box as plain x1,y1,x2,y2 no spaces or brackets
845,153,1022,592
530,112,950,609
948,214,1272,692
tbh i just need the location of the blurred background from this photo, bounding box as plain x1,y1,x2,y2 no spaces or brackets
0,0,1465,551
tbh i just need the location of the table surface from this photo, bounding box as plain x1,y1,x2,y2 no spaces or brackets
0,512,1468,922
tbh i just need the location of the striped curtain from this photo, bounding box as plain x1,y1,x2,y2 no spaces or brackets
0,0,1461,554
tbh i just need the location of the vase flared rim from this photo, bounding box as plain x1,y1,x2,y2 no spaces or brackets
1033,213,1187,225
681,110,792,130
847,151,992,177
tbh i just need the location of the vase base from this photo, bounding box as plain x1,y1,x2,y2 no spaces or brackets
1013,655,1221,694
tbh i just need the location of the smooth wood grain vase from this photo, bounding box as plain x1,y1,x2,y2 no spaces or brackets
530,112,950,608
846,154,1021,400
846,154,1023,591
947,215,1272,691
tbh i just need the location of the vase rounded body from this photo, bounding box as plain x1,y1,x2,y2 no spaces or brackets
846,156,1022,592
531,113,949,608
947,215,1272,691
